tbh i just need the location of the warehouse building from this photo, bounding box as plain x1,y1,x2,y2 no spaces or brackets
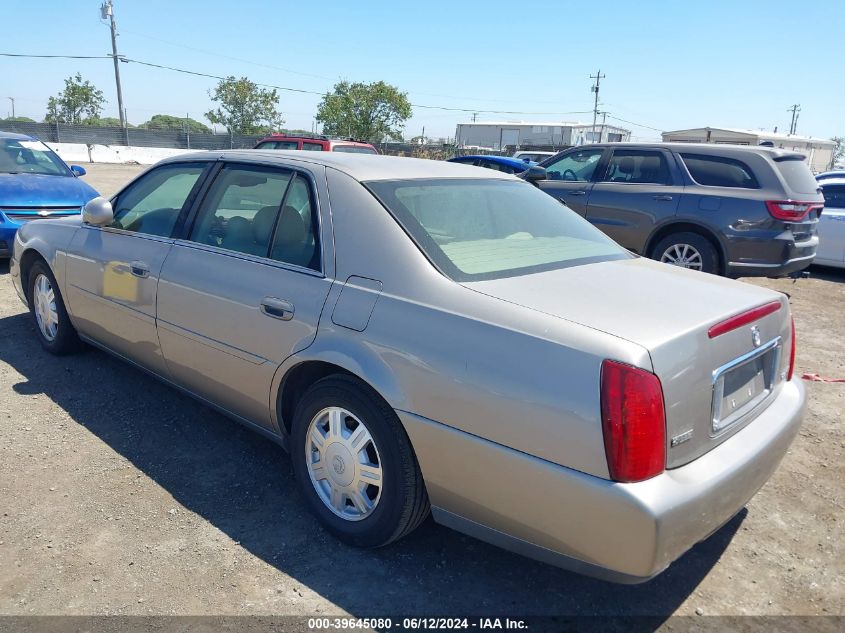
662,127,836,173
455,121,631,151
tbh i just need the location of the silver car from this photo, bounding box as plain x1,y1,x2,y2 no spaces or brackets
10,151,805,583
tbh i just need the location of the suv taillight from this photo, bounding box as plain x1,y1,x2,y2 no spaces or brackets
600,360,666,483
788,316,796,381
765,200,821,221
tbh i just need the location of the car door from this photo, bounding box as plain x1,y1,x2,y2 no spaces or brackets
155,161,333,429
65,161,210,375
817,183,845,265
536,148,605,216
584,148,683,250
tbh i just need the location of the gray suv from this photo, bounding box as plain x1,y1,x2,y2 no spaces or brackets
537,143,824,277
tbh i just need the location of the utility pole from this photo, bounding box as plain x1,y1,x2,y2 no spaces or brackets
599,111,607,143
6,97,14,119
590,70,605,143
101,0,128,143
787,104,801,135
471,112,477,123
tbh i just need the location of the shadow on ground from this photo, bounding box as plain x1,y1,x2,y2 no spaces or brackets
0,310,742,618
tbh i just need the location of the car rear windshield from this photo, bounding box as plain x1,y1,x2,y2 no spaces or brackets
366,178,630,281
0,138,71,176
333,145,377,154
774,157,821,195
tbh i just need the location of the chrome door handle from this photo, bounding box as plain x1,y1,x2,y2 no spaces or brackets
653,195,674,201
568,190,587,196
129,261,149,278
261,297,294,321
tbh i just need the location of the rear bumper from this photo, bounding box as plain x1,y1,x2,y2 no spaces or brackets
400,378,805,582
726,235,817,278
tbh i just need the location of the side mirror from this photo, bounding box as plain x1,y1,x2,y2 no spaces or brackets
521,165,548,183
83,197,114,226
70,165,87,177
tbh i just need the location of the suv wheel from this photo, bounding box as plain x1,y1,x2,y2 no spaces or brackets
290,375,429,548
652,232,719,274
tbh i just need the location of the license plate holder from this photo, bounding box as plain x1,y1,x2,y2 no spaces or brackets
711,337,782,434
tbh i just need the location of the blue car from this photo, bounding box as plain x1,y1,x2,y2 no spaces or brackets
448,154,538,175
1,131,99,258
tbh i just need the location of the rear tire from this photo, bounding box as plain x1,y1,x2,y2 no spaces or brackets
27,260,84,355
651,231,719,274
290,374,429,548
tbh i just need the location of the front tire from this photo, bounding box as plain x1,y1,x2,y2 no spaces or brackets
651,231,719,274
27,260,83,355
290,375,429,548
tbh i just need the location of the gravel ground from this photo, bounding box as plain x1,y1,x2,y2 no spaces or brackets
0,163,842,619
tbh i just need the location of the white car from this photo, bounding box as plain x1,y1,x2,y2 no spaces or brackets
513,150,556,163
817,178,845,268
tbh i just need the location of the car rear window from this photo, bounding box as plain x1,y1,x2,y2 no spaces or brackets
680,153,760,188
366,178,629,281
333,145,377,154
774,157,821,195
822,184,845,209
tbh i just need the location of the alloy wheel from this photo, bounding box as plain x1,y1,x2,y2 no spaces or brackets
305,407,383,521
660,243,704,271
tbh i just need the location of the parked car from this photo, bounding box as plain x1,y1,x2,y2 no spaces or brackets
816,177,845,268
816,170,845,182
255,134,378,154
537,143,824,277
513,150,556,163
448,154,537,174
0,131,98,258
11,152,804,583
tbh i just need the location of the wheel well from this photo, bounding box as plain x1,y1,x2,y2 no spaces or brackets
645,223,726,275
19,249,48,299
278,361,355,435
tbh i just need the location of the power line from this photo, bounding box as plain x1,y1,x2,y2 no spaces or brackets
0,51,600,117
605,114,664,133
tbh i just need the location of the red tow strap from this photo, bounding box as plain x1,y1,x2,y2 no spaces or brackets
802,373,845,383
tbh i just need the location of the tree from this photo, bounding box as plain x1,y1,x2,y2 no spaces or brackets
316,81,412,143
84,117,132,127
832,136,844,166
143,114,210,134
1,116,35,123
45,73,105,124
205,76,284,134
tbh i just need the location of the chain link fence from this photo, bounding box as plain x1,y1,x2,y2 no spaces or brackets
0,120,264,150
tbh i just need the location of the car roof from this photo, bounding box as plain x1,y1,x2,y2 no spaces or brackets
558,142,807,160
451,155,532,169
820,177,845,187
0,130,34,141
257,135,374,147
166,150,518,182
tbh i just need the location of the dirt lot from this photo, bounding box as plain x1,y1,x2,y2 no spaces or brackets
0,163,842,620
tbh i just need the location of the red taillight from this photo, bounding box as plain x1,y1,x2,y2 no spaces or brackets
600,360,666,483
708,301,781,338
788,316,796,381
765,200,822,221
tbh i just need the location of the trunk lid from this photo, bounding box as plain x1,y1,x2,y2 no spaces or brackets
463,256,793,468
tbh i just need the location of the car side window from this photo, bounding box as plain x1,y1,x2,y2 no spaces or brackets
603,150,672,185
302,142,324,151
680,154,760,189
110,163,205,237
270,174,320,270
822,185,845,209
544,149,603,182
188,164,293,257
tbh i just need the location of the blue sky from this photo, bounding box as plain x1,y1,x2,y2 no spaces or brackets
1,0,842,141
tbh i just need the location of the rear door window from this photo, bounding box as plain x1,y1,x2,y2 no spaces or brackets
680,154,760,188
302,142,324,151
602,150,672,185
774,157,821,195
257,141,299,150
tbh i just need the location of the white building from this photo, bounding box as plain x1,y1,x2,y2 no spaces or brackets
455,121,631,151
662,127,836,173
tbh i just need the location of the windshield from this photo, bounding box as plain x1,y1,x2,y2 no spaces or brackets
0,138,71,176
366,178,630,281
